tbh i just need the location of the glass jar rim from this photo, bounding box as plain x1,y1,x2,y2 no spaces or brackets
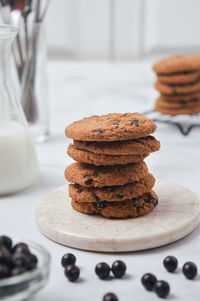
0,24,18,38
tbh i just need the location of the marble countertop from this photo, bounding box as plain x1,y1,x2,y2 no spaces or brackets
1,61,200,301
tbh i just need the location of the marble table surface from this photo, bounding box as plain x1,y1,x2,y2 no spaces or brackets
1,60,200,301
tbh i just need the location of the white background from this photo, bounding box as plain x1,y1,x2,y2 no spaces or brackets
45,0,200,60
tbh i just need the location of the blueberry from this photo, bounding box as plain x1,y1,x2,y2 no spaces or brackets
61,253,76,268
111,260,126,278
0,236,12,250
103,293,118,301
0,246,11,264
95,262,110,280
163,256,178,272
12,243,30,255
141,273,157,291
0,264,10,279
64,265,80,282
11,267,26,276
27,254,38,270
154,280,170,298
11,253,29,269
182,262,197,279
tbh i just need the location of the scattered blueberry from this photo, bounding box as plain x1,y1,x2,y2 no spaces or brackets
64,265,80,282
141,273,157,291
95,262,110,280
103,292,119,301
163,256,178,272
154,280,170,298
61,253,76,268
182,262,197,279
111,260,126,278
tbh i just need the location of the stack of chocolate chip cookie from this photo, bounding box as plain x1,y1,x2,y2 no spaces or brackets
153,55,200,115
65,113,160,219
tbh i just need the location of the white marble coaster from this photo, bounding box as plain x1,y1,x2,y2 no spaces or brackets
35,180,200,252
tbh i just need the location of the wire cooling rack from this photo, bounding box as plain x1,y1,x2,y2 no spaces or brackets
142,109,200,136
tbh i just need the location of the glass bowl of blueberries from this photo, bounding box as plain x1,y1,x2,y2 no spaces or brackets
0,235,50,301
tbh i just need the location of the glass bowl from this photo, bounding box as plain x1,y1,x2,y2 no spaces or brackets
0,240,50,301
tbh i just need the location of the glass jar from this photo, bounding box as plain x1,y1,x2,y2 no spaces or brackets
0,25,39,195
21,23,49,143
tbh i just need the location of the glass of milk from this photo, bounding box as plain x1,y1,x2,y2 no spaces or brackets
0,25,39,195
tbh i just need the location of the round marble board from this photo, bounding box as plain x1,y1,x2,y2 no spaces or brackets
35,180,200,252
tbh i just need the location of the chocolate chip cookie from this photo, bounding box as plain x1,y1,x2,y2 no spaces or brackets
65,112,160,219
155,81,200,95
71,190,158,218
156,97,200,109
155,102,200,115
65,161,148,187
67,144,148,166
160,92,200,102
65,113,156,141
157,71,200,85
69,173,155,203
73,136,160,155
153,55,200,74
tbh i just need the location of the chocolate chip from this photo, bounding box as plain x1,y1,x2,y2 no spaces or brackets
94,201,108,210
132,196,141,201
93,194,100,202
153,199,158,206
180,101,186,105
105,186,115,192
85,141,92,146
85,179,93,185
93,129,103,133
191,98,198,102
116,195,123,199
173,87,177,94
84,175,93,185
74,184,81,188
141,136,150,141
145,198,153,203
77,190,82,194
130,119,139,126
123,113,128,117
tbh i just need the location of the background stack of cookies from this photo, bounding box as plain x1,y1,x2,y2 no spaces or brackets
65,113,160,219
153,55,200,115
